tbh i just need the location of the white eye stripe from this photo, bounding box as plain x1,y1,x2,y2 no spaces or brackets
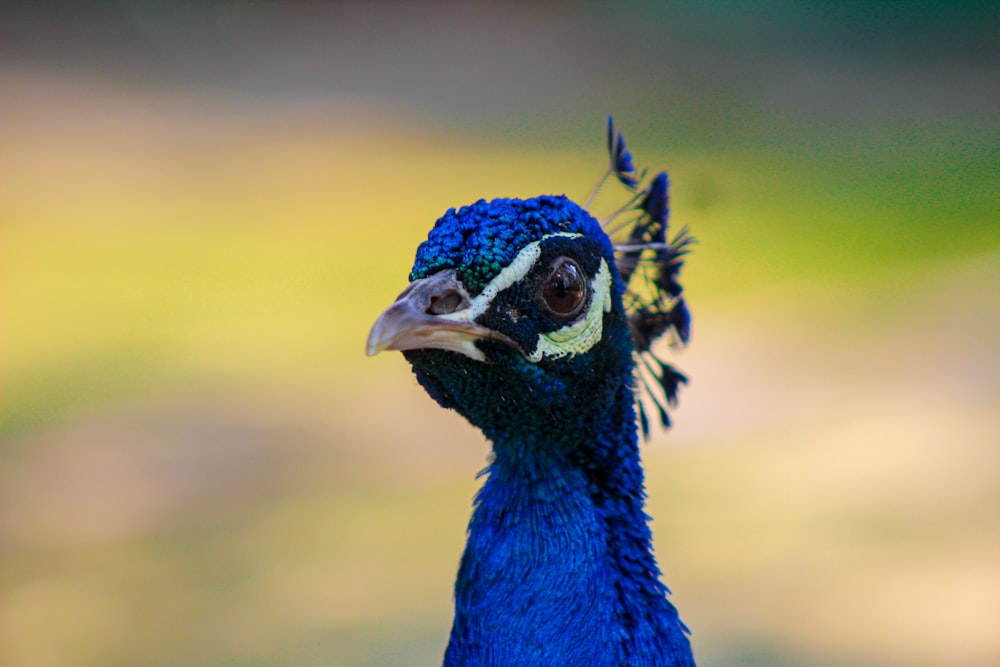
527,259,612,362
439,233,582,324
437,231,611,363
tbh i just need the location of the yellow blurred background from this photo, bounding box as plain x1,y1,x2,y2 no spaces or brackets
2,3,998,666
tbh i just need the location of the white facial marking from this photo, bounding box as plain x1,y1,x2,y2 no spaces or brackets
440,233,581,324
437,232,612,363
526,259,612,362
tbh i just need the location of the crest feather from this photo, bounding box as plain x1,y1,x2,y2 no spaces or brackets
584,117,694,437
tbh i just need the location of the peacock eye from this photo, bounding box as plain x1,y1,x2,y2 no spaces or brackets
540,258,587,318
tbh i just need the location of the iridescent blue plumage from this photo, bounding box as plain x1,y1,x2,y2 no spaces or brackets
412,196,611,296
367,119,696,666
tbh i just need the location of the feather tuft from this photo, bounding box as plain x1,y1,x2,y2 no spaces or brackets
585,118,694,437
606,115,639,189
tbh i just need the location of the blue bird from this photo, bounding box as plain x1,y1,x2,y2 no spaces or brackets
367,118,696,666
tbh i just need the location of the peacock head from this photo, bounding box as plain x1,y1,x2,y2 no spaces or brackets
367,118,693,442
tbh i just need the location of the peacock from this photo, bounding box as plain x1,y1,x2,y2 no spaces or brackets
367,117,696,666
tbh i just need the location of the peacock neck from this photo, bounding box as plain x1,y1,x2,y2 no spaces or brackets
444,381,695,667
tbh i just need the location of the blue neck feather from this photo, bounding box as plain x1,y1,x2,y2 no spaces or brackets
443,363,694,667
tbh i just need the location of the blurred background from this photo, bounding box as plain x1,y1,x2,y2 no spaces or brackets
2,2,998,666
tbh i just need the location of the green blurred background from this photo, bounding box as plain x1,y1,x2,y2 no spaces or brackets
2,2,998,666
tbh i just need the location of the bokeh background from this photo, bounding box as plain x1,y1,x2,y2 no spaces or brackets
2,2,998,666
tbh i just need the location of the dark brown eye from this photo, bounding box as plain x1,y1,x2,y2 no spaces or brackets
541,259,587,317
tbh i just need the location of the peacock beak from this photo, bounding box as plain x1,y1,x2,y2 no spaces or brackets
366,270,510,362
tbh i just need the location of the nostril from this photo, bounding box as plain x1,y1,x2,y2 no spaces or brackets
428,291,464,315
405,270,471,316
